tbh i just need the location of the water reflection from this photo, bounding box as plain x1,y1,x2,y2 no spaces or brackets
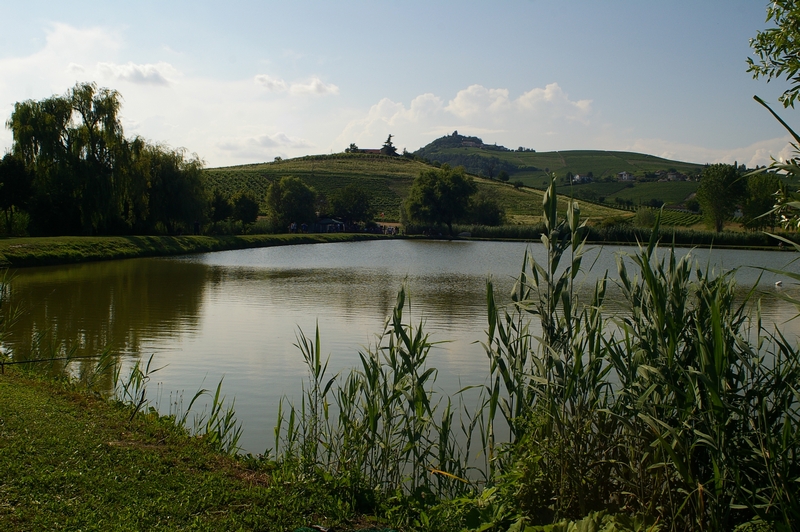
4,259,209,360
2,240,799,453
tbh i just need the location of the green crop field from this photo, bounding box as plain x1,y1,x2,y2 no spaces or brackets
204,153,629,224
558,180,699,206
416,143,704,185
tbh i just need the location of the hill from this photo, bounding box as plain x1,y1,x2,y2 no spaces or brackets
413,132,705,188
204,153,629,224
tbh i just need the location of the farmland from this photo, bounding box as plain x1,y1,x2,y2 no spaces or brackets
415,139,705,186
204,153,630,224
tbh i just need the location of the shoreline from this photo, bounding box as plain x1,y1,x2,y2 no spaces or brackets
0,233,392,269
0,231,792,270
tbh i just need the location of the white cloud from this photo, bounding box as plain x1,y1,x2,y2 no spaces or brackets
443,83,591,124
289,76,339,96
516,83,592,122
96,61,176,86
445,85,511,118
254,75,339,96
254,74,288,92
217,132,313,159
336,83,594,152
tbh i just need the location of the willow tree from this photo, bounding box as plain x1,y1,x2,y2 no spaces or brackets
6,83,131,234
6,82,207,235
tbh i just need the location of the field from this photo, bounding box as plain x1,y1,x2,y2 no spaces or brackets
204,153,629,224
416,146,704,185
558,180,699,206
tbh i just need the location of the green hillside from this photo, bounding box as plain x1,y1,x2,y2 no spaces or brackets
414,133,704,187
205,153,630,224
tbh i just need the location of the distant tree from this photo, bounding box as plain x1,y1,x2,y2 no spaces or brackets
0,153,33,233
467,192,505,226
634,207,656,227
380,135,398,156
404,165,476,235
345,143,359,153
274,156,283,162
498,170,510,182
513,180,524,189
231,190,260,226
145,146,207,234
209,189,233,223
748,0,800,107
265,176,317,231
685,198,700,213
329,184,374,224
741,172,783,230
696,163,746,232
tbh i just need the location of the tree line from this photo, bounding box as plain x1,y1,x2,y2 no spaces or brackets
0,83,387,236
2,83,206,236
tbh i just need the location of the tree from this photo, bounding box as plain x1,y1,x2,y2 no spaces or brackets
696,163,746,232
145,145,207,234
328,184,374,224
467,191,506,226
748,0,800,108
5,82,206,235
231,190,260,226
380,135,398,156
345,143,359,153
209,189,233,223
741,172,783,230
403,165,476,235
498,170,510,182
0,153,33,234
7,83,127,234
265,176,317,231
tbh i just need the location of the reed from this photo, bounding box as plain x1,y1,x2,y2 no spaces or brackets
273,175,799,530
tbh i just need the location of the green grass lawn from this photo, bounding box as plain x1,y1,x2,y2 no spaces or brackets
0,233,389,268
0,369,391,531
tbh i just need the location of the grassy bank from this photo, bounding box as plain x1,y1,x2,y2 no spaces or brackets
0,368,384,531
0,233,389,268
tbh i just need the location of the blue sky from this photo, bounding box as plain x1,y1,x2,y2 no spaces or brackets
0,0,795,168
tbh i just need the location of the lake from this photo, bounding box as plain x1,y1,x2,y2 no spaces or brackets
3,239,799,453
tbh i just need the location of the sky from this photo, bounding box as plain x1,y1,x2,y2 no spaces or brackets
0,0,796,169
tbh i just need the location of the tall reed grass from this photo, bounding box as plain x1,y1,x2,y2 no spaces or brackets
274,176,799,530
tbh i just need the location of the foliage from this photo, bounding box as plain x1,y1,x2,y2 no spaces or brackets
328,183,375,223
381,134,398,156
272,293,475,528
268,177,800,531
0,153,33,235
5,82,206,235
143,144,207,234
231,190,260,226
265,176,317,231
403,164,477,235
209,188,233,223
748,0,800,108
741,172,783,230
467,191,506,226
696,163,745,232
633,206,657,227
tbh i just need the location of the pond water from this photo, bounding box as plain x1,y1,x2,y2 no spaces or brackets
3,239,800,453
